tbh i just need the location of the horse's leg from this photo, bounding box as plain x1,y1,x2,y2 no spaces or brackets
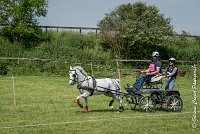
76,94,84,108
76,91,90,112
115,95,124,112
76,92,89,108
104,93,115,110
84,97,88,113
109,97,115,110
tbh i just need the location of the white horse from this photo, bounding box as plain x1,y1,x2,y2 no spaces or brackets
69,66,123,112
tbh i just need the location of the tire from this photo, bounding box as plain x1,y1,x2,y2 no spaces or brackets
166,95,183,112
139,96,156,112
122,94,137,110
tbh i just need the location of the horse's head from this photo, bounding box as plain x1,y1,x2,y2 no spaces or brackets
69,66,88,86
69,66,76,85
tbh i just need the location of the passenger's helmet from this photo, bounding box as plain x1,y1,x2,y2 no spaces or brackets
169,57,176,62
152,51,160,57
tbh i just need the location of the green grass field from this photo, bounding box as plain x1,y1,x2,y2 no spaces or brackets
0,75,199,134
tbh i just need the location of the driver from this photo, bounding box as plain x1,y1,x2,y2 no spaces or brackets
126,51,162,93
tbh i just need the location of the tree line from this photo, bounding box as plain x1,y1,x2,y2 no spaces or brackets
0,1,199,61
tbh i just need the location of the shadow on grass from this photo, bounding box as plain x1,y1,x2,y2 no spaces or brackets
75,107,172,113
75,109,119,113
90,109,118,113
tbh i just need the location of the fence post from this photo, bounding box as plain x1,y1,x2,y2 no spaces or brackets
90,63,94,76
12,75,16,105
56,27,59,33
45,27,48,34
17,58,20,65
116,58,121,91
96,29,98,37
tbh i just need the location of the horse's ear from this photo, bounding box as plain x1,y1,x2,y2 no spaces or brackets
70,66,72,70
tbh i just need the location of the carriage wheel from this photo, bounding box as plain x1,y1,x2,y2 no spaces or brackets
151,93,163,110
122,95,137,110
166,95,183,112
139,96,156,112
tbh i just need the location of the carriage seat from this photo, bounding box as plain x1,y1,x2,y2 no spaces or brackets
146,74,163,86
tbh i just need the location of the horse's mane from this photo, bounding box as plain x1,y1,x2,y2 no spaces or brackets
74,66,88,76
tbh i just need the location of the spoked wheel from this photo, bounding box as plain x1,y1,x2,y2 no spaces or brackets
166,95,183,112
122,94,137,110
151,93,163,110
139,96,156,112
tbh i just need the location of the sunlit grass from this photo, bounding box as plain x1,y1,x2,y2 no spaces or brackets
0,75,199,134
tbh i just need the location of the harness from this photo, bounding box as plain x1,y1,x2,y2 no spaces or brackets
77,77,97,96
70,68,97,96
70,68,120,96
96,78,120,95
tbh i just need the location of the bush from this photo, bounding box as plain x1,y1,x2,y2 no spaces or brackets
164,36,200,61
0,30,199,76
0,62,8,75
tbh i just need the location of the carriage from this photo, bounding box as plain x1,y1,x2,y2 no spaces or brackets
122,74,183,112
69,66,183,113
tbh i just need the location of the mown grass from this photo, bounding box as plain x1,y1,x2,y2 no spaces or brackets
0,75,199,134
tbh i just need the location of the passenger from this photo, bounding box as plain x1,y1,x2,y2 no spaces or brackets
125,51,162,93
164,58,178,90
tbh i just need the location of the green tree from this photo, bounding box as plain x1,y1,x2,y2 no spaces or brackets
0,0,48,46
98,2,174,59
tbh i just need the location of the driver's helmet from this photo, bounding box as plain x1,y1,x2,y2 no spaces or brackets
169,57,176,62
152,51,160,57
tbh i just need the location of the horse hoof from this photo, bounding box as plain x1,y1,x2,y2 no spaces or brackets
109,106,114,110
118,106,124,112
77,99,83,108
84,106,88,112
79,104,83,108
118,109,123,112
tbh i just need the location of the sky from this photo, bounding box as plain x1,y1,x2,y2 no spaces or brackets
39,0,200,35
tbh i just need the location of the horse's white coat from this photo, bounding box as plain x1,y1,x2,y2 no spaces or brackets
69,66,123,112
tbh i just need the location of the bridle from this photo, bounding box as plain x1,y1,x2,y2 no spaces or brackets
69,68,89,88
69,69,78,84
